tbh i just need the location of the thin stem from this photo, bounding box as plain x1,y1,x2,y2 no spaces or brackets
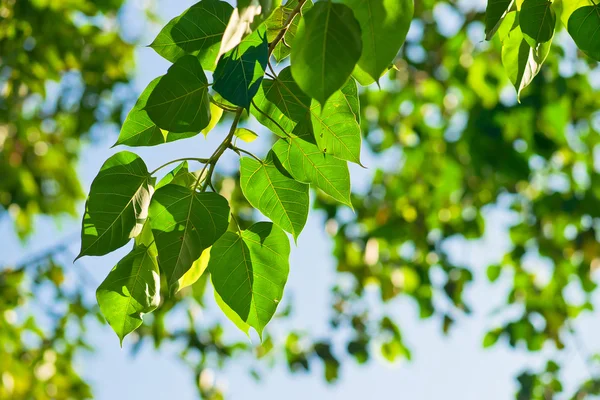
150,157,209,175
210,97,237,112
267,60,278,78
251,99,291,138
229,144,262,162
268,0,307,56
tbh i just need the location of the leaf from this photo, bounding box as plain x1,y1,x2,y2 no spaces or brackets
501,16,551,101
343,0,413,83
149,184,230,293
177,247,211,292
272,133,352,207
311,77,362,165
209,222,290,337
78,151,152,258
96,245,160,345
213,27,268,109
145,55,211,133
290,2,362,106
266,0,314,62
485,0,515,40
113,78,198,147
567,3,600,62
252,67,362,164
240,152,309,240
155,161,197,191
235,128,259,142
150,0,233,70
520,0,555,47
202,102,224,137
213,283,250,335
218,0,262,59
352,63,389,86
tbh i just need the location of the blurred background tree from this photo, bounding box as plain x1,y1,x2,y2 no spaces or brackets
3,0,600,399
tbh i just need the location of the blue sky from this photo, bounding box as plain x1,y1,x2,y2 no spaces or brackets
4,0,600,398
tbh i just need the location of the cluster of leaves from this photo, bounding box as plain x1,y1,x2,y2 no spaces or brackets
79,0,415,343
0,0,135,237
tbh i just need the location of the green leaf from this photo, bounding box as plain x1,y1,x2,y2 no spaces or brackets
145,55,211,133
150,0,233,70
240,152,309,240
213,27,268,109
96,245,160,345
501,15,551,101
252,67,362,164
485,0,515,40
78,151,152,258
291,2,362,106
567,3,600,62
520,0,555,47
209,222,290,337
266,0,314,62
149,184,230,293
213,283,250,335
177,247,211,292
155,161,197,191
218,0,262,58
352,63,389,86
234,128,259,142
202,102,224,137
272,133,352,207
343,0,413,83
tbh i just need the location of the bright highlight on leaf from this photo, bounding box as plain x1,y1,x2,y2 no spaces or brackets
209,222,290,338
234,128,259,142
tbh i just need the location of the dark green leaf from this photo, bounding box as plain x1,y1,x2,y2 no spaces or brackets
97,245,160,345
213,27,268,109
78,151,152,258
485,0,514,40
343,0,413,83
291,2,362,106
150,0,233,70
213,283,251,335
568,3,600,62
240,152,309,240
145,55,211,133
209,222,290,337
149,184,230,293
520,0,555,47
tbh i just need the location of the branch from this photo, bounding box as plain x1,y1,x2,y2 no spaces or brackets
268,0,307,56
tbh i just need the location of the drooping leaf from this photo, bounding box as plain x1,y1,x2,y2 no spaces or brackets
352,63,389,86
149,184,230,293
155,161,197,190
343,0,413,83
209,222,290,337
520,0,555,47
266,0,314,62
501,16,551,101
150,0,233,70
567,3,600,62
218,0,262,58
96,245,160,345
485,0,515,40
234,128,259,142
113,78,199,147
272,133,352,207
252,67,362,164
291,2,362,106
78,151,152,258
213,27,268,109
202,102,224,137
177,247,211,292
240,152,309,240
213,283,251,335
145,55,211,133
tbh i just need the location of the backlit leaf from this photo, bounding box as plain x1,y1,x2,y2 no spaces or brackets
291,2,362,106
150,0,233,70
213,27,268,109
235,128,259,142
177,247,211,292
202,102,224,137
149,184,229,293
209,222,290,337
78,151,152,258
213,283,251,335
343,0,413,83
155,161,197,191
145,55,211,133
240,152,309,239
267,0,314,62
485,0,515,40
96,244,160,345
218,0,262,58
